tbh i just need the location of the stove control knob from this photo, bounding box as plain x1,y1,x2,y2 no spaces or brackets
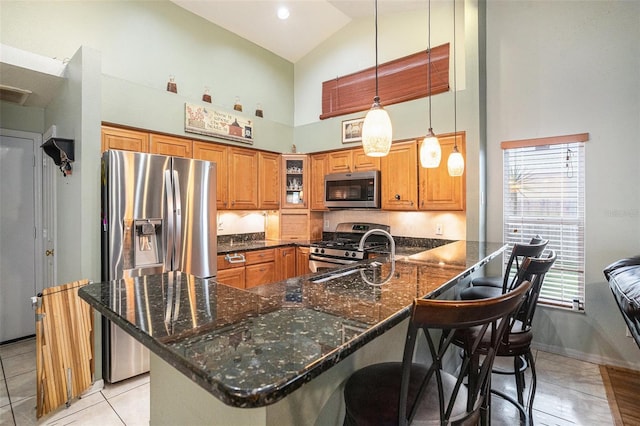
344,251,350,257
351,252,357,258
320,248,325,254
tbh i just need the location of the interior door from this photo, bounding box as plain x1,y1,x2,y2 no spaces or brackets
0,130,42,342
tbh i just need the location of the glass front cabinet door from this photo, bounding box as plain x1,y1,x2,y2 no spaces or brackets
282,155,308,209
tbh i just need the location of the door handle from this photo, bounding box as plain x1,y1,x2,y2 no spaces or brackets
45,249,54,256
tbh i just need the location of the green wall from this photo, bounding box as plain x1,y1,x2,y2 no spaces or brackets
485,0,640,369
0,0,295,152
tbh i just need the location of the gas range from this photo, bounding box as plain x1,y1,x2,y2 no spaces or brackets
309,222,391,272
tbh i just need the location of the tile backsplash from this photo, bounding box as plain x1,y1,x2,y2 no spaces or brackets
216,210,466,240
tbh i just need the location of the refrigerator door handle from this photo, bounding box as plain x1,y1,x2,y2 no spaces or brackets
173,169,183,271
164,170,174,270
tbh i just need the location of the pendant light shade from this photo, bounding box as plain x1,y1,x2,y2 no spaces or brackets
362,0,392,157
420,128,441,167
421,0,440,168
362,97,392,156
447,143,464,176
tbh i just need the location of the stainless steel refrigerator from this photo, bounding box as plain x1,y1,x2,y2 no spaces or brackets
101,150,217,382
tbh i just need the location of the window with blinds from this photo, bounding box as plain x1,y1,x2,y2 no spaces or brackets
502,133,587,310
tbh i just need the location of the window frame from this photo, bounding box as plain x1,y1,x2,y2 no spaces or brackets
501,133,588,310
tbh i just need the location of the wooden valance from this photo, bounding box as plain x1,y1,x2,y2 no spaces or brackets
320,43,450,120
501,133,589,149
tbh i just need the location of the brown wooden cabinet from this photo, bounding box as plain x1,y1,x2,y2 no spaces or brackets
228,147,259,210
216,267,246,289
327,148,380,174
149,134,192,158
351,147,380,171
418,133,466,211
101,126,149,153
309,153,329,211
193,142,229,210
245,249,276,289
216,253,246,289
296,246,311,276
380,141,418,210
327,150,352,173
276,246,297,281
258,152,280,210
267,211,323,241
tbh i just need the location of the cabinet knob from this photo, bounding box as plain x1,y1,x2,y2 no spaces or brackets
395,194,401,200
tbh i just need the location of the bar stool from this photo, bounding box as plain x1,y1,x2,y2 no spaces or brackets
343,283,531,426
460,237,548,300
455,251,557,425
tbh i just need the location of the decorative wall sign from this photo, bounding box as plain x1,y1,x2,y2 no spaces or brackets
342,117,364,143
185,103,253,144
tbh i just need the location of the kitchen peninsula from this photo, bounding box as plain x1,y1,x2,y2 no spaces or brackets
79,240,505,425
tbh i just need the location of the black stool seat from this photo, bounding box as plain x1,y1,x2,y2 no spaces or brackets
460,285,501,300
345,363,471,426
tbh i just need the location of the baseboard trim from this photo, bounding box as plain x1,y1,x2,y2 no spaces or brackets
531,342,640,370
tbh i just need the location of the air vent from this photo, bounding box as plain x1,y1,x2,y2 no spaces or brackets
0,84,32,105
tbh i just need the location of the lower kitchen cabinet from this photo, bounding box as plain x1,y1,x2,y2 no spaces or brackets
276,247,297,281
245,249,276,289
216,267,245,289
216,254,246,289
296,246,311,275
217,246,310,289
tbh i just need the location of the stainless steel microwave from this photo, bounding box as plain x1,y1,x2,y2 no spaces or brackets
324,171,381,209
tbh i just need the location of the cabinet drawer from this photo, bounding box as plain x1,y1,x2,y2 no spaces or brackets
245,249,276,265
245,262,276,288
217,253,246,270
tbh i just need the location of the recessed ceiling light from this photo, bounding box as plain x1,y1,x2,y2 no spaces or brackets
277,6,290,20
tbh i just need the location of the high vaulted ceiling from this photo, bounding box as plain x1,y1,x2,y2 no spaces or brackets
171,0,428,63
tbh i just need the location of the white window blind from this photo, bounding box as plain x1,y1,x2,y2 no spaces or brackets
502,134,587,309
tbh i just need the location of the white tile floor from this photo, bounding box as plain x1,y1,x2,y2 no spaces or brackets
1,337,614,425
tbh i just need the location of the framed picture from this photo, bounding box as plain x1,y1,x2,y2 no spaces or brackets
342,117,364,144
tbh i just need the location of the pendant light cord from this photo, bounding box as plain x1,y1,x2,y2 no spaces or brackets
374,0,379,99
428,0,432,129
453,0,458,149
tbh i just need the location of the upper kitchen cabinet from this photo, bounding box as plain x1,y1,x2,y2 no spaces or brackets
150,134,192,158
228,147,259,210
310,153,329,211
418,133,466,211
282,154,308,209
258,152,280,210
193,142,229,210
380,141,418,210
101,126,149,153
351,147,380,171
327,148,380,174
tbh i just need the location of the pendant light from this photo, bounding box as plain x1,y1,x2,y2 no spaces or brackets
447,0,465,176
419,0,441,168
362,0,392,157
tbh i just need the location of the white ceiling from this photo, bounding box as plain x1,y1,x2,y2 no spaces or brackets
171,0,428,63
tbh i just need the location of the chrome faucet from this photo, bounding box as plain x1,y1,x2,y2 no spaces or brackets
358,229,395,261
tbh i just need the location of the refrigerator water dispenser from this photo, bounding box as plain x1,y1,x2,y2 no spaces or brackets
134,219,163,267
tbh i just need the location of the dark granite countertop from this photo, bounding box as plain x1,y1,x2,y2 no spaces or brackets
79,240,505,408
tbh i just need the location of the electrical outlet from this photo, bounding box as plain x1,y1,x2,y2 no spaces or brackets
324,220,330,229
435,223,443,235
